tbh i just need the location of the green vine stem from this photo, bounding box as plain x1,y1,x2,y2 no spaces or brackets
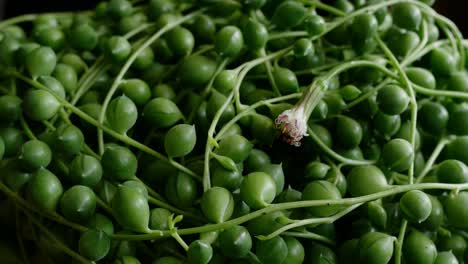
112,182,468,241
259,48,281,97
283,231,335,245
257,203,362,240
168,215,189,251
268,31,308,41
394,220,408,264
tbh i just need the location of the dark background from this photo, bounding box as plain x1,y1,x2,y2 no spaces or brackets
0,0,467,36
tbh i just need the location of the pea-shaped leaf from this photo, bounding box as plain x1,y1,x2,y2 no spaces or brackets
250,114,277,146
101,144,137,181
303,14,326,36
0,95,22,124
18,139,52,172
405,67,436,90
164,124,196,158
418,194,444,230
54,124,84,156
187,240,213,264
392,3,421,31
302,180,342,217
256,236,288,264
434,251,458,264
218,225,252,258
88,213,114,236
111,185,150,233
201,187,234,223
273,67,299,94
376,84,410,116
26,168,63,212
245,149,271,172
358,232,394,264
53,63,78,95
336,116,363,149
437,159,468,183
326,167,347,197
214,26,244,57
78,229,111,261
347,165,388,197
215,134,252,163
23,90,61,121
70,23,98,51
211,160,242,191
240,172,276,209
293,38,314,58
26,46,57,78
305,161,330,180
399,190,432,223
149,208,172,230
0,36,20,67
243,19,268,51
120,180,148,199
283,237,305,264
37,75,66,99
178,55,217,87
165,171,198,208
381,138,414,172
246,211,285,236
106,95,138,134
142,97,183,128
210,153,237,173
403,230,437,264
213,70,237,95
307,243,337,264
276,187,302,203
339,85,361,101
367,200,387,229
443,191,468,229
166,27,195,58
105,36,132,63
258,163,285,196
119,79,151,106
60,185,96,223
68,154,103,188
272,1,306,29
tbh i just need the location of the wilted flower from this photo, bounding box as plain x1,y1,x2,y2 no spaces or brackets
275,79,326,147
275,108,308,147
